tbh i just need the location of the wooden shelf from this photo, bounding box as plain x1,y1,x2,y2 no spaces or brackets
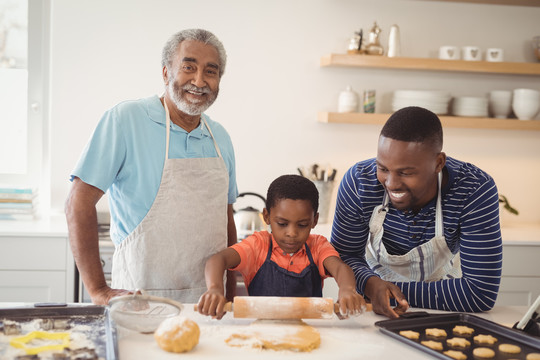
318,112,540,131
320,54,540,76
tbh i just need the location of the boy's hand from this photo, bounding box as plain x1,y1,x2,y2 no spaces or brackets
336,288,368,319
197,289,228,320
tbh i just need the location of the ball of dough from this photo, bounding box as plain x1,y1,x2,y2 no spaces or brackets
154,315,200,353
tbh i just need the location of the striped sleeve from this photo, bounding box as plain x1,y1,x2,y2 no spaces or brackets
330,161,383,294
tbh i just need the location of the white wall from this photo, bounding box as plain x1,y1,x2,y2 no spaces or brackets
49,0,540,225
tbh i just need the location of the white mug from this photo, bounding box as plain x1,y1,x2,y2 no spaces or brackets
486,48,504,62
463,46,481,61
439,46,460,60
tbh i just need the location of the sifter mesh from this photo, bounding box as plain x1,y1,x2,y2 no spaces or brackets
108,293,183,333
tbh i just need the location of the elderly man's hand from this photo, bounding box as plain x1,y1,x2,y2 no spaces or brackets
91,285,133,305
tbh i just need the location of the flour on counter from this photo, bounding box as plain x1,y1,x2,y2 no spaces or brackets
225,320,321,352
0,318,103,360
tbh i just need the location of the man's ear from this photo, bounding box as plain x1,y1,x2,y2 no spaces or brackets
436,151,447,173
162,66,169,85
262,208,270,225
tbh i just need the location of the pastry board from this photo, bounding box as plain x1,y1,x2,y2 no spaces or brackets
375,312,540,360
0,304,118,359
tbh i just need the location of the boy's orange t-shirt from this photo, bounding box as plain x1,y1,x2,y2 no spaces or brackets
230,230,340,289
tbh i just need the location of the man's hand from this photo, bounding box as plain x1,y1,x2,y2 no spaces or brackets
91,285,133,305
197,289,228,319
364,276,409,318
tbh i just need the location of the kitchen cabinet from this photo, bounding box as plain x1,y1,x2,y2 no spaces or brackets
319,54,540,131
316,224,540,307
0,234,75,303
323,241,540,307
497,243,540,307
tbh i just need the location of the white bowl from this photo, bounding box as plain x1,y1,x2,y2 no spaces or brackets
512,98,540,120
513,88,540,100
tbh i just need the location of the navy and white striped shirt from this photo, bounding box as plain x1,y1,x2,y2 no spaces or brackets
331,156,502,312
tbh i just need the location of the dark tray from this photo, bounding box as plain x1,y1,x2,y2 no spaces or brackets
375,312,540,360
0,304,118,359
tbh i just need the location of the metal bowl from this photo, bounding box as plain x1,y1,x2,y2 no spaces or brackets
108,294,183,333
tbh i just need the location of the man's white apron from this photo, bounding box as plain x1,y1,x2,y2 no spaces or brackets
111,98,229,303
365,172,461,282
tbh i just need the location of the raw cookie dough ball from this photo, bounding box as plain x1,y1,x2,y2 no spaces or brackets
154,316,200,353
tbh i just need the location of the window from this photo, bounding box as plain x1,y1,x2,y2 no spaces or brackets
0,0,49,191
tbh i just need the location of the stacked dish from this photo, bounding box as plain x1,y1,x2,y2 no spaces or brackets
452,96,488,117
392,90,451,115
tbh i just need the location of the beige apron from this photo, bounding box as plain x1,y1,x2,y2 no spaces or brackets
111,98,229,303
365,172,461,282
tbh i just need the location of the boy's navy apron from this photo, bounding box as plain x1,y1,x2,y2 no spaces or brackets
248,235,323,297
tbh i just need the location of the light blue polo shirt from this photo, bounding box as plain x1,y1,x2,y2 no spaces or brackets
71,95,238,245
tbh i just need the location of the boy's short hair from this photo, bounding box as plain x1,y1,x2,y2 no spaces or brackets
266,175,319,214
381,106,443,151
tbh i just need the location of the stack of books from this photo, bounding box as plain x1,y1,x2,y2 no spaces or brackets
0,186,39,220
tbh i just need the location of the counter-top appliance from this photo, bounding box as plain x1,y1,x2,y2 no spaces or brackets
233,192,267,242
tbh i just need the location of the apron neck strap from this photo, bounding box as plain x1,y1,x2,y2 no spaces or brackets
164,97,172,160
162,97,223,160
435,171,443,237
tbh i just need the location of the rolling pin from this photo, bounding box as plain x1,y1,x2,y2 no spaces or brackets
194,296,372,319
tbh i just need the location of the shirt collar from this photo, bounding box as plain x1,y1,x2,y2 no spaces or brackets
270,234,306,256
147,95,210,139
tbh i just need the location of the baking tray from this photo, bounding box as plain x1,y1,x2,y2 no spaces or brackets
375,312,540,360
0,304,118,359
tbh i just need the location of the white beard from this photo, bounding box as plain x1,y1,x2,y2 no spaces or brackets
168,81,218,116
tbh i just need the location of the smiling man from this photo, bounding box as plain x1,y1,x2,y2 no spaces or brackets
65,29,238,305
331,106,502,318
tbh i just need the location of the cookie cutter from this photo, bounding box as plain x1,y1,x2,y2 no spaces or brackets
9,330,71,355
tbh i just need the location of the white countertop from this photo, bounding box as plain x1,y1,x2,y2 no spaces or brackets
0,303,532,359
0,213,69,237
116,305,530,360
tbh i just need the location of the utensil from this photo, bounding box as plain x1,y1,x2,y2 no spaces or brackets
108,293,183,333
514,294,540,336
233,192,268,241
195,296,372,320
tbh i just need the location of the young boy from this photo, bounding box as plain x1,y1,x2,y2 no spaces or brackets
197,174,367,319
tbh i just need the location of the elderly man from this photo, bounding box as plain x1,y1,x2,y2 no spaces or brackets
65,29,238,305
331,106,502,318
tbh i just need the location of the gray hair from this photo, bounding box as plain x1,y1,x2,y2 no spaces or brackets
161,29,227,77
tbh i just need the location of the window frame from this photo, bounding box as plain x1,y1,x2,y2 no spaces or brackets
0,0,50,206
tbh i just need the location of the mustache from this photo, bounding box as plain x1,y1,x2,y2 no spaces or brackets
182,84,211,94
